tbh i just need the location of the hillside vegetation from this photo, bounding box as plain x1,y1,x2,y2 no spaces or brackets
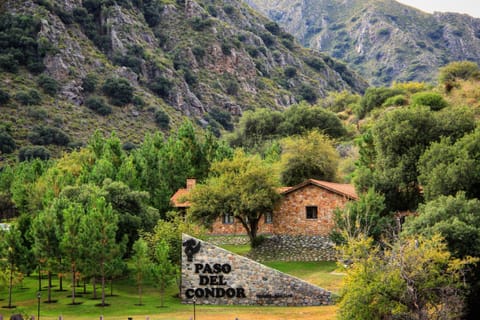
0,0,367,161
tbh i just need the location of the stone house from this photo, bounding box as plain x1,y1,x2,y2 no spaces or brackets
171,178,358,237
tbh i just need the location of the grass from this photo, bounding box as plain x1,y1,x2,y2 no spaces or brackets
0,250,343,320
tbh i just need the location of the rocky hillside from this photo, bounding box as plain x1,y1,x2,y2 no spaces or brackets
0,0,367,160
245,0,480,86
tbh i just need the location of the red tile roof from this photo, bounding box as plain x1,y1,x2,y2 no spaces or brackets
170,188,191,207
281,179,358,200
170,178,358,208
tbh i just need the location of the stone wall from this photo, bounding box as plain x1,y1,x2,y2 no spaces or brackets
181,234,332,306
248,235,337,262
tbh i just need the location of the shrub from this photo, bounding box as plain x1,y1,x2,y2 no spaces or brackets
132,95,145,107
357,87,404,118
143,0,163,27
149,76,173,98
264,22,280,35
221,42,232,55
190,17,213,31
208,107,233,131
18,146,50,162
15,90,41,106
225,79,239,95
298,84,317,103
438,61,480,87
382,94,408,107
284,66,297,78
183,69,197,85
154,110,170,129
0,88,10,105
260,32,275,47
85,96,112,115
37,74,59,96
28,125,70,146
82,73,98,93
223,5,234,14
0,53,18,73
102,77,134,106
0,131,16,154
304,57,325,71
411,92,448,110
192,46,206,60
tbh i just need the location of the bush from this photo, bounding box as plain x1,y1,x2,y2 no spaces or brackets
223,4,234,14
15,90,41,106
85,96,112,115
102,77,134,106
149,76,173,98
37,74,59,96
382,94,408,107
190,17,213,31
208,107,233,131
284,66,297,78
0,131,16,154
438,61,480,89
260,32,275,47
0,88,10,105
304,57,325,71
225,79,239,95
221,42,232,55
154,110,170,129
192,46,206,60
264,22,280,35
357,87,404,118
18,146,50,162
28,125,70,146
82,73,98,93
298,84,317,103
0,53,18,73
143,0,163,27
411,92,448,110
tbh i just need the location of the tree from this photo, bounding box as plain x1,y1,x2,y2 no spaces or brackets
32,206,63,303
151,239,175,307
60,202,84,305
102,77,133,106
354,105,474,212
331,188,391,245
81,197,123,306
338,234,477,320
402,193,480,319
3,225,29,308
280,130,339,186
279,102,347,138
131,238,152,305
189,150,280,245
438,61,480,91
419,128,480,201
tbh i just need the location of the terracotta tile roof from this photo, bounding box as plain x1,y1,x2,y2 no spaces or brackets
170,188,191,207
170,178,358,208
281,179,358,200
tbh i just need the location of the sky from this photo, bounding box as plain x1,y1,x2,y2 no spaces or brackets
396,0,480,18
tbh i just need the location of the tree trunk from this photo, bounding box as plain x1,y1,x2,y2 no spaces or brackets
71,264,76,305
92,277,97,299
47,271,52,302
38,265,42,292
8,263,13,307
101,262,106,306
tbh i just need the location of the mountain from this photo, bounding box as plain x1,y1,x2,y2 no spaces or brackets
0,0,367,160
245,0,480,86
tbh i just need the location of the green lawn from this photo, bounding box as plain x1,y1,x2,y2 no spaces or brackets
0,249,343,320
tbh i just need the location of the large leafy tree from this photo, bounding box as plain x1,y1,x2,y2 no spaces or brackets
279,130,339,186
189,150,280,245
354,105,475,212
338,235,477,320
419,128,480,201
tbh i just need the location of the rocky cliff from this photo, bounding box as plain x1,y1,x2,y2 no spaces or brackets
245,0,480,86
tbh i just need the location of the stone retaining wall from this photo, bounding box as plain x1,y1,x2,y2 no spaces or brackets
248,235,337,262
181,234,332,306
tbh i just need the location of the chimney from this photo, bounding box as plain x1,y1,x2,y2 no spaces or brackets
186,178,196,190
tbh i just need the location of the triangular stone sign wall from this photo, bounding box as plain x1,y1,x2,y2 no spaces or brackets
181,234,332,306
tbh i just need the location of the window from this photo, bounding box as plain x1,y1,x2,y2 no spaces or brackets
264,212,273,224
222,212,234,224
306,206,318,219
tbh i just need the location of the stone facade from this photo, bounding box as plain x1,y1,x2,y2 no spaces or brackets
273,184,351,236
181,234,332,306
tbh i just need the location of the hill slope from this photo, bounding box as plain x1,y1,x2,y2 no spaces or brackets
0,0,367,160
245,0,480,86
